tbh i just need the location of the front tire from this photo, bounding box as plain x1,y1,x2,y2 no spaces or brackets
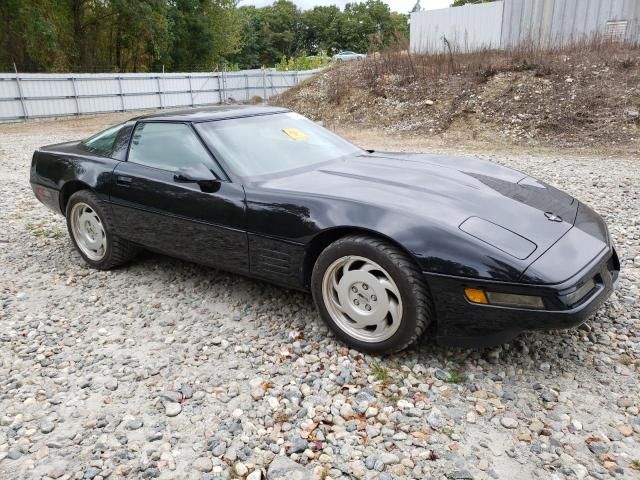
65,190,138,270
311,235,434,354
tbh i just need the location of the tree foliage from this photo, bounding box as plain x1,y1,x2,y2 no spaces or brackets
451,0,497,6
232,0,409,69
167,0,240,71
0,0,409,72
275,51,330,71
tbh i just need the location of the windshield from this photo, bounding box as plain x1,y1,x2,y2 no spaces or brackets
195,112,362,177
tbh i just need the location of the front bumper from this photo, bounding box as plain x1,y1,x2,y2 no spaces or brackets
426,247,619,348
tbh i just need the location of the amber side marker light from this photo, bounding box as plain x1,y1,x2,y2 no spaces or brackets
464,288,488,305
465,288,545,309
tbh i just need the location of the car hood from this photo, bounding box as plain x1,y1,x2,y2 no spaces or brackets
255,152,579,262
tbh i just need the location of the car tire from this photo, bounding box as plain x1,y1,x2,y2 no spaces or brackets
311,234,434,354
65,190,138,270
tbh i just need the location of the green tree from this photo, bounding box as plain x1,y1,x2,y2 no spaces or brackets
451,0,497,6
300,6,341,54
168,0,241,71
230,6,271,68
390,12,409,41
1,0,410,73
109,0,169,72
263,0,303,61
231,0,303,68
0,0,73,71
333,0,399,53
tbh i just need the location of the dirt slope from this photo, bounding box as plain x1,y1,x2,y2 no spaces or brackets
273,45,640,155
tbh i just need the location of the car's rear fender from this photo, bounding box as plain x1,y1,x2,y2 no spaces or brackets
30,147,120,214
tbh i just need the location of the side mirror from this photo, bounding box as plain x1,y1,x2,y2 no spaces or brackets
174,164,220,193
174,164,217,183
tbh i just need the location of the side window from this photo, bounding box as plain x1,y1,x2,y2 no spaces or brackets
128,122,223,178
82,123,124,156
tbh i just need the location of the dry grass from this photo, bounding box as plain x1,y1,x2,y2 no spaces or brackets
362,37,639,84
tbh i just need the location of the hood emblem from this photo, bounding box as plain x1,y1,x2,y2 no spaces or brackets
545,212,563,222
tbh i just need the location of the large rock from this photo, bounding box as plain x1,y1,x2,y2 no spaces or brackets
267,456,306,480
193,456,213,473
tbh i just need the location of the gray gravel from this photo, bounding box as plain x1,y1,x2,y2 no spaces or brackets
1,115,639,479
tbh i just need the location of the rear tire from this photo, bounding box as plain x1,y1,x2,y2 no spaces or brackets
311,234,434,354
65,190,138,270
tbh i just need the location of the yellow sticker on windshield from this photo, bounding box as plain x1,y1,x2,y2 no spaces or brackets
282,128,307,141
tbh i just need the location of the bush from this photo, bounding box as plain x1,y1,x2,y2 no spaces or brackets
213,61,240,72
275,51,330,71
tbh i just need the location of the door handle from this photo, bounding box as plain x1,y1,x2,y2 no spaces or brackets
116,175,132,186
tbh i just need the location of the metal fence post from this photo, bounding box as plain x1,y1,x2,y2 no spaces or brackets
13,63,28,120
117,76,125,112
262,69,267,101
70,76,80,115
245,73,250,102
156,75,164,109
187,75,195,107
220,71,225,103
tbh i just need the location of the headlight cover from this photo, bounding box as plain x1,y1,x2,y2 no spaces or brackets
485,292,545,309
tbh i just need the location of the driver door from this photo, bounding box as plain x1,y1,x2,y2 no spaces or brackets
109,121,248,273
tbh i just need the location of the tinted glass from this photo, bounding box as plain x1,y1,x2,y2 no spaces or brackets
195,113,362,177
111,121,135,161
128,122,223,177
82,123,124,156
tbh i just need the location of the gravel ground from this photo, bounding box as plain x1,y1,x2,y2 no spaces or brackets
1,114,639,480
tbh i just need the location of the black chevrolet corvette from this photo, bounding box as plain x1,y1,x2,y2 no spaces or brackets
30,106,619,354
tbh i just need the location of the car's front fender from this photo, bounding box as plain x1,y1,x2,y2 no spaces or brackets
245,188,529,284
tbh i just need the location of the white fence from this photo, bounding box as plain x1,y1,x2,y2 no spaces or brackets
0,69,322,122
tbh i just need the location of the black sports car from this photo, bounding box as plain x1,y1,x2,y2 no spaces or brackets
30,106,619,354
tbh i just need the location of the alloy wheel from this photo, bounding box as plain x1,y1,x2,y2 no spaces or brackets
321,255,403,343
70,202,107,261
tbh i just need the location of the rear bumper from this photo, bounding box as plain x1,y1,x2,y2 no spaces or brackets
30,182,62,214
426,247,619,348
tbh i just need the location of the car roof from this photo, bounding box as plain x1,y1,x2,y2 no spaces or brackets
132,105,290,123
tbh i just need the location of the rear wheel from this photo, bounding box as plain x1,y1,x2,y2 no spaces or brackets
66,190,138,270
311,234,434,354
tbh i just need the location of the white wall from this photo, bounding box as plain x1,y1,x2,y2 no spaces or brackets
410,2,505,54
410,0,640,55
501,0,640,48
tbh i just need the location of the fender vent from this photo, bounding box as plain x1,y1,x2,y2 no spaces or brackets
248,235,305,286
254,248,292,276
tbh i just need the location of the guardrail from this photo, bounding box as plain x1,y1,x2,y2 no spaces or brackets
0,69,322,122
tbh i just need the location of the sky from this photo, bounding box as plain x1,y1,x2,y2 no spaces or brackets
239,0,452,14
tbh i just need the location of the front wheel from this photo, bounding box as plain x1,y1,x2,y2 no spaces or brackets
66,190,138,270
311,235,434,354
